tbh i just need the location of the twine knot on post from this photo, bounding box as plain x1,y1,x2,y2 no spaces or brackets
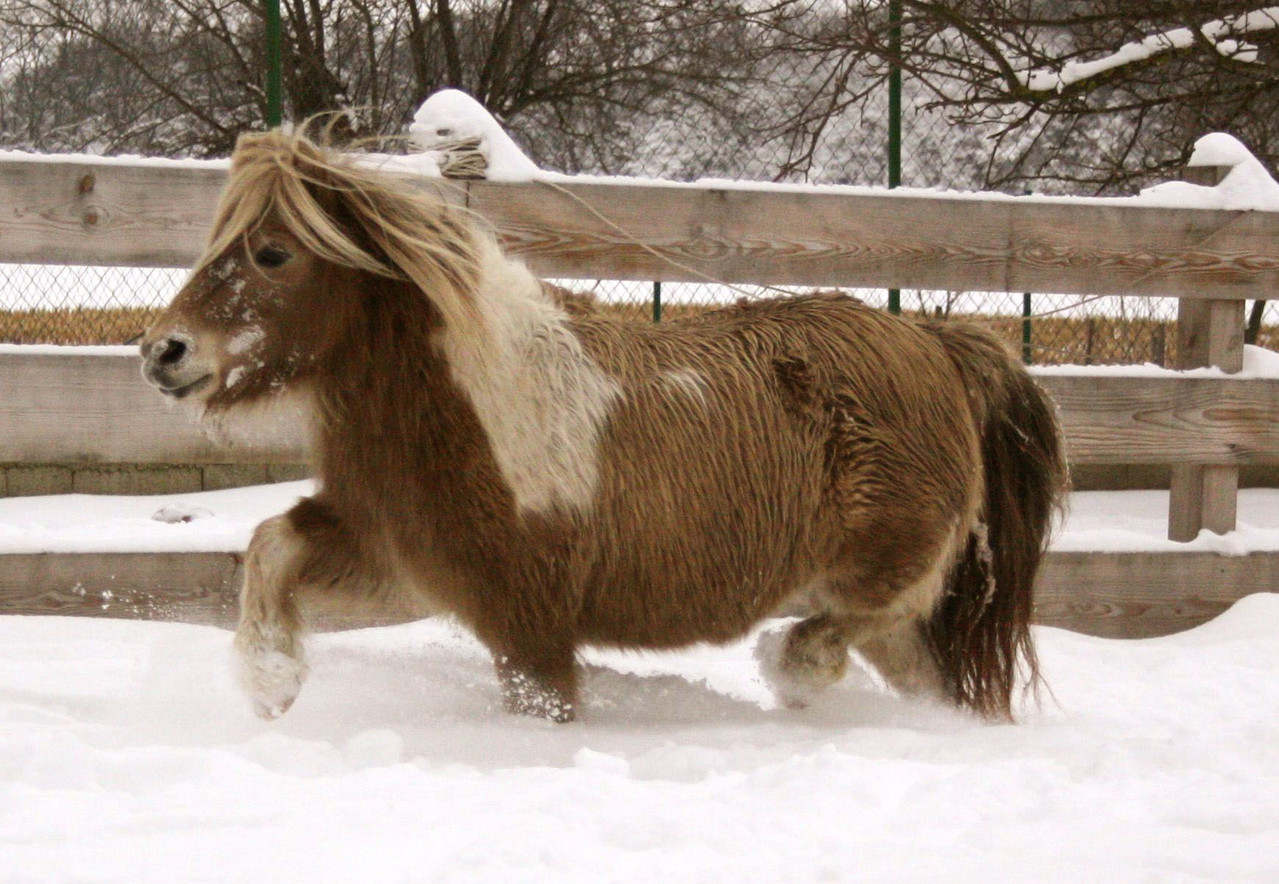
432,136,489,180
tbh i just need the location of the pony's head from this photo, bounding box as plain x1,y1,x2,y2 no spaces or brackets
140,126,484,412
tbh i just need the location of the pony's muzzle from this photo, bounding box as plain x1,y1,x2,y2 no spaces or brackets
141,333,213,399
150,336,189,367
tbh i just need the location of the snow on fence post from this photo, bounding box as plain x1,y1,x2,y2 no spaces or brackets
1168,163,1245,542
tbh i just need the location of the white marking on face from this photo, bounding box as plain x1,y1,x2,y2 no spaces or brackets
227,327,264,355
209,257,240,282
437,240,622,514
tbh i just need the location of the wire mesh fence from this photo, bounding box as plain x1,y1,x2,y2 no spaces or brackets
0,264,183,345
5,264,1278,367
566,283,1279,367
2,49,1277,361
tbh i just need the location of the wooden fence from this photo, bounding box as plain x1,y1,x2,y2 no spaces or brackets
2,153,1277,637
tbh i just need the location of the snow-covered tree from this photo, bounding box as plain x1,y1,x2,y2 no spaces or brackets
769,1,1279,194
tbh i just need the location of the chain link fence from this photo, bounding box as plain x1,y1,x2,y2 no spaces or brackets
0,264,182,345
3,48,1278,361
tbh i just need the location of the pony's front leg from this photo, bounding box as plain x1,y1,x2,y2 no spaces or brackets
492,643,578,723
234,514,310,719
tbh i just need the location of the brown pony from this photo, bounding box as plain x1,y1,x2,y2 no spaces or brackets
140,128,1067,723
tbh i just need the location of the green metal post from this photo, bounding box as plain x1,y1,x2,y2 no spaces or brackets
265,0,283,128
887,0,902,315
1022,292,1033,364
652,281,662,323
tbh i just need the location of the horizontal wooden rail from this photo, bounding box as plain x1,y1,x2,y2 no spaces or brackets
1,548,1271,639
0,351,307,464
471,179,1279,299
2,351,1276,467
0,159,226,268
1038,374,1279,465
3,154,1278,299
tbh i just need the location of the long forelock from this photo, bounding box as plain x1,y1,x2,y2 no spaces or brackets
199,129,486,335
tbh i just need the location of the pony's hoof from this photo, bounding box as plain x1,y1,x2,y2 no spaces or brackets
253,695,296,721
237,648,308,720
753,627,819,710
500,669,576,722
503,690,576,722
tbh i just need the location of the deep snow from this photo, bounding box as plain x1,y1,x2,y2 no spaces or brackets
3,482,1279,557
1,594,1277,883
0,480,1277,881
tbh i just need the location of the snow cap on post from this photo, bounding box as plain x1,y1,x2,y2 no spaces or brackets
409,89,541,182
1140,133,1279,212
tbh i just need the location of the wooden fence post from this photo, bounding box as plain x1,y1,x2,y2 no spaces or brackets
1168,163,1245,541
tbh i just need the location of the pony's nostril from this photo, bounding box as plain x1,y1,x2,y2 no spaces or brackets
155,337,189,367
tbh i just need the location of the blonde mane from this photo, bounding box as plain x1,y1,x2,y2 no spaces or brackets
204,126,485,337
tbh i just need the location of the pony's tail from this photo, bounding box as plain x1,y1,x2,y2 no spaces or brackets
926,322,1069,719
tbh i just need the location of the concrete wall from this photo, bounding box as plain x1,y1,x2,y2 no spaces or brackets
2,462,1275,498
0,463,310,497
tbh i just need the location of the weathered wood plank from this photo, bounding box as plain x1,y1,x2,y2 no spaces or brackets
0,159,226,267
0,157,463,268
3,155,1279,299
472,178,1279,298
0,551,418,632
1169,464,1209,542
1202,463,1241,532
1035,374,1279,465
0,549,1271,639
4,352,1277,466
1166,166,1244,539
1195,300,1246,534
0,551,241,626
1035,551,1276,638
0,351,308,464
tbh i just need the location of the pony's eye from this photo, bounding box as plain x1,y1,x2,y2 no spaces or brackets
253,245,290,269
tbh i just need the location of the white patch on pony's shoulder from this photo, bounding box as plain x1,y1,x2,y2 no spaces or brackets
438,240,621,514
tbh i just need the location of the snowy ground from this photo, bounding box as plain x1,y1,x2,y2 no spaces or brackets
0,483,1277,882
3,481,1279,556
1,596,1276,883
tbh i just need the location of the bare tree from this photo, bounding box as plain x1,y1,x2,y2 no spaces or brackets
763,2,1279,192
0,0,786,174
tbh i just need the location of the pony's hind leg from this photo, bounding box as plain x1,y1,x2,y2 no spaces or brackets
235,514,309,719
854,619,944,700
757,608,945,709
758,547,954,709
755,613,855,708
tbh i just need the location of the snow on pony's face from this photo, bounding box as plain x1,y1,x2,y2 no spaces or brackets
140,124,486,426
139,220,357,414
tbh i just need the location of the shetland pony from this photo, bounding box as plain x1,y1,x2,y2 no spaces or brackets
140,129,1067,722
